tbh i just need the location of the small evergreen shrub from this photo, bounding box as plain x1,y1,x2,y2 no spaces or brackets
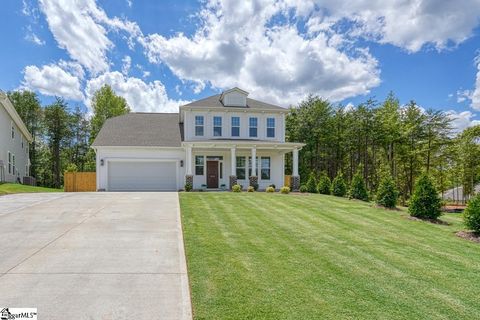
268,184,276,189
408,174,442,219
376,174,398,208
349,169,369,201
184,183,192,192
464,194,480,233
306,172,318,193
332,173,347,197
280,186,290,194
266,186,275,193
317,173,331,195
247,186,255,192
232,184,242,192
299,185,308,193
250,182,259,191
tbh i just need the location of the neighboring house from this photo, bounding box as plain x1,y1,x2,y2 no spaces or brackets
92,87,304,191
0,91,32,183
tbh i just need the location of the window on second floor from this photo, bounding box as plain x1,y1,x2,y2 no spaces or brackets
231,116,240,137
249,117,257,137
195,116,204,136
11,123,15,139
266,117,275,138
213,116,222,136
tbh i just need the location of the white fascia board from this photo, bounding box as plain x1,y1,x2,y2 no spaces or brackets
0,92,33,142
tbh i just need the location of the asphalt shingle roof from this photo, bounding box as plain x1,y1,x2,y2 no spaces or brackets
91,113,183,147
183,94,286,110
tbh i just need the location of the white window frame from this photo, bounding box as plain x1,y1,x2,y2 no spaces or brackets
11,121,15,139
236,156,246,180
195,155,205,175
231,116,240,137
249,117,258,137
261,157,271,180
213,116,222,137
7,151,11,174
266,118,275,138
195,116,204,137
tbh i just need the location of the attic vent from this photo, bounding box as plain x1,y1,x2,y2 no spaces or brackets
220,87,248,107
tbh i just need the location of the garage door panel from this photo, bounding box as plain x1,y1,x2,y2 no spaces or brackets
108,161,177,191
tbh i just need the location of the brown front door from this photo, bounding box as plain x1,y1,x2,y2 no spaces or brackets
206,161,219,188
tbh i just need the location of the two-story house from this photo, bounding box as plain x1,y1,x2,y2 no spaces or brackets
92,87,304,191
0,91,33,183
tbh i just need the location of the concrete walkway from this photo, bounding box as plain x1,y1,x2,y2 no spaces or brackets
0,192,192,320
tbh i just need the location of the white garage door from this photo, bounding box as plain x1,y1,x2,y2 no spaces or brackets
108,160,177,191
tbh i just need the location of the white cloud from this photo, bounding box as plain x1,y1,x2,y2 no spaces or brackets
38,0,141,74
24,27,45,46
447,110,480,133
121,55,132,75
84,71,189,112
470,53,480,110
457,89,472,103
140,0,380,106
126,0,132,8
22,64,84,100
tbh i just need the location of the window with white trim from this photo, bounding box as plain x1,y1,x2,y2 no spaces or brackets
195,155,204,175
12,154,15,175
231,116,240,137
195,116,204,136
236,156,246,179
11,122,15,139
266,118,275,138
249,117,257,137
261,157,271,180
213,116,222,136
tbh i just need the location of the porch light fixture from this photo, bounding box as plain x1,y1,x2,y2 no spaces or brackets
180,160,184,167
100,159,104,166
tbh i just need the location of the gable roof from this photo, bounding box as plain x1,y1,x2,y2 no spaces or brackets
0,91,33,142
182,94,285,110
91,113,183,148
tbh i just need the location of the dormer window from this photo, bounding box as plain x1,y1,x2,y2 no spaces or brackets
213,116,222,136
220,87,248,107
195,116,204,136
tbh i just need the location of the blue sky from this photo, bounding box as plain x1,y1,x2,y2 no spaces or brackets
1,0,480,131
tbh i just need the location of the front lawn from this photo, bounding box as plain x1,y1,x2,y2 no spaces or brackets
180,193,480,319
0,183,63,195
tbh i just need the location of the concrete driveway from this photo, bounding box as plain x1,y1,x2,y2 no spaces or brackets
0,192,192,320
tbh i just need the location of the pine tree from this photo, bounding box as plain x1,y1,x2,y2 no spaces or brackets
350,168,369,201
376,174,399,208
317,173,331,194
305,172,318,193
409,174,442,219
464,194,480,233
332,172,347,197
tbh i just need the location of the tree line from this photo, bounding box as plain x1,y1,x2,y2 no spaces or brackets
286,93,480,203
8,85,129,188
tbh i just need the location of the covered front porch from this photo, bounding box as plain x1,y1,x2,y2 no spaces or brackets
182,141,303,191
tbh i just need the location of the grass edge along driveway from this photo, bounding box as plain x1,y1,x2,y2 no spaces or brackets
0,183,63,195
180,192,480,320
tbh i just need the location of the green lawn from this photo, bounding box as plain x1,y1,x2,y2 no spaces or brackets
0,183,63,195
180,192,480,320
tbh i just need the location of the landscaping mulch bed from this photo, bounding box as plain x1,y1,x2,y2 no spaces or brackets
456,231,480,243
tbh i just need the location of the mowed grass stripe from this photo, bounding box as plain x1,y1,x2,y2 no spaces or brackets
180,192,480,319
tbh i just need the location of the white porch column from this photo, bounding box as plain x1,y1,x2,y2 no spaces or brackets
251,147,257,176
293,147,299,176
186,145,192,175
230,147,236,175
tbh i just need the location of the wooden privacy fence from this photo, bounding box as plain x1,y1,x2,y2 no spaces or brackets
64,172,96,192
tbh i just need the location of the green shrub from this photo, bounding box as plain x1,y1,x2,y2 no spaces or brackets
332,172,347,197
65,163,78,173
266,186,275,193
268,184,276,189
408,174,442,219
349,169,369,201
464,194,480,233
376,174,398,208
317,173,331,195
184,183,192,192
247,186,255,192
305,172,318,193
250,182,259,191
232,184,242,192
299,185,308,193
280,186,290,194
